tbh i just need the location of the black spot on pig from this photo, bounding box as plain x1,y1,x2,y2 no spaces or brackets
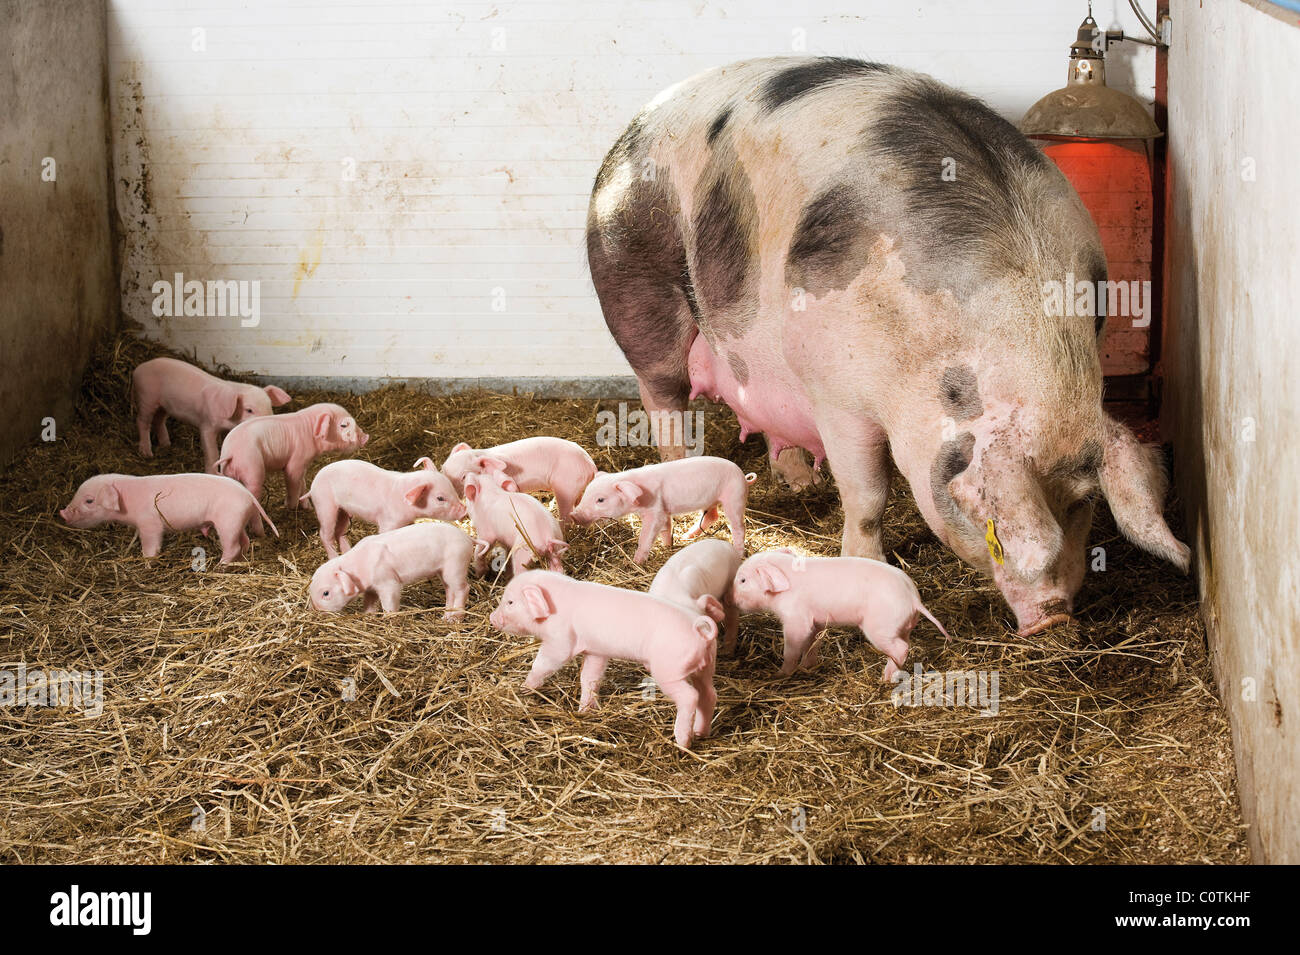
759,57,891,113
929,431,976,524
707,106,733,145
939,365,982,419
786,185,874,296
587,164,694,404
727,351,750,385
868,77,1051,284
690,147,757,330
1081,246,1108,338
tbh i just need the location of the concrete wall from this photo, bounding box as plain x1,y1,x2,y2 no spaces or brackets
106,0,1156,386
1163,0,1300,864
0,0,118,465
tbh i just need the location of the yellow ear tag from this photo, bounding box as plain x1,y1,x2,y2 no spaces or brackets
985,518,1005,565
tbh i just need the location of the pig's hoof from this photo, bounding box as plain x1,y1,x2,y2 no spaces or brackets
139,446,152,458
1017,612,1073,638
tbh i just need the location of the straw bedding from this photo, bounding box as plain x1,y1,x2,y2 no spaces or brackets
0,332,1247,863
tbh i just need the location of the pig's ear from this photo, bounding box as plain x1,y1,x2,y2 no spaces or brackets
476,454,508,473
463,476,479,501
98,483,124,512
614,480,643,504
450,442,472,454
334,568,362,598
412,457,435,471
697,594,726,623
1098,417,1191,572
313,411,334,441
498,477,520,493
755,562,790,594
264,385,292,407
521,585,553,621
203,385,240,424
404,483,430,508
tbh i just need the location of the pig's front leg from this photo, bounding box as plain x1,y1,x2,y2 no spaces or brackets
633,509,668,564
722,600,740,655
137,520,165,559
136,409,156,458
374,578,403,613
578,654,609,712
523,648,570,691
284,462,308,511
657,677,700,749
362,591,380,614
684,506,719,541
778,615,818,677
820,416,890,560
200,427,220,473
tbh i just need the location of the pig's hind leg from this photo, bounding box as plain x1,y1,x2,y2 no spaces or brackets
718,482,749,555
658,677,700,750
586,154,696,462
578,654,609,712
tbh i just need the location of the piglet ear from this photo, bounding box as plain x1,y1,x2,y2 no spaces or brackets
498,477,520,494
412,456,435,471
614,480,643,504
697,594,726,623
334,568,362,598
478,455,509,474
522,585,553,621
756,563,791,595
463,475,479,501
99,483,124,512
264,385,292,407
450,442,472,454
313,411,333,441
404,483,430,508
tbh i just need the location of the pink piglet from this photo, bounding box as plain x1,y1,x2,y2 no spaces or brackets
462,473,568,575
301,457,465,558
570,456,756,564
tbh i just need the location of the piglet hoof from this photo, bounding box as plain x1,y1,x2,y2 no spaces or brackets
442,610,465,623
138,446,153,459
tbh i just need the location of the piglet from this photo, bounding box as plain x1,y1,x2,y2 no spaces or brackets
732,549,950,679
301,457,465,558
309,521,487,620
463,473,568,575
570,456,755,564
216,402,368,509
441,437,597,526
649,538,743,654
132,357,292,472
489,570,718,749
59,472,278,563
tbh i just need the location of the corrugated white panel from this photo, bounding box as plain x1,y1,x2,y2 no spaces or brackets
107,0,1157,383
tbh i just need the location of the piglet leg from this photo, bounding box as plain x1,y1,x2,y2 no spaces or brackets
578,654,609,712
659,678,700,749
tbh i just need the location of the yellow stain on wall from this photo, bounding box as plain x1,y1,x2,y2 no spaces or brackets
293,229,325,297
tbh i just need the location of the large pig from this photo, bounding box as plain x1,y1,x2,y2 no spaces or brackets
301,457,465,558
216,402,368,509
441,437,597,526
648,538,742,653
569,457,755,564
489,570,718,749
462,473,568,575
309,521,487,619
132,357,292,472
586,56,1190,636
732,549,948,679
59,472,277,563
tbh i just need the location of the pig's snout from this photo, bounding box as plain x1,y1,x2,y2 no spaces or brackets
358,431,370,447
488,609,502,629
58,507,72,522
1016,599,1074,638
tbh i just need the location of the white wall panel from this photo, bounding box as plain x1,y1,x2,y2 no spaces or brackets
107,0,1156,384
